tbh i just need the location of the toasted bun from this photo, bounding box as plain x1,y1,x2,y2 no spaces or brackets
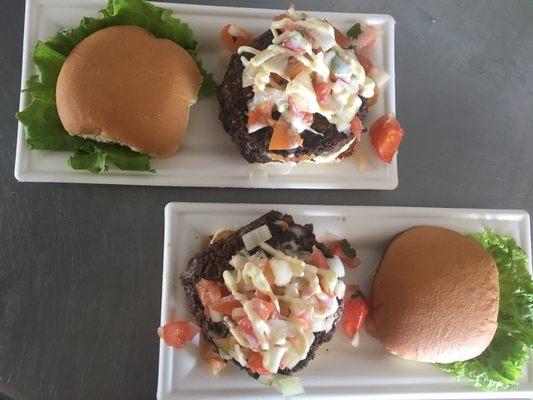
56,25,201,158
371,226,499,363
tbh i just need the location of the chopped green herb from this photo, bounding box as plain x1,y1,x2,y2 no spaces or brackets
342,239,357,258
347,22,362,40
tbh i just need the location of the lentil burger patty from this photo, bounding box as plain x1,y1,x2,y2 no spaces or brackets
217,31,368,163
180,210,343,378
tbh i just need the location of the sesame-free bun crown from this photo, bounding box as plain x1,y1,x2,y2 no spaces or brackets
56,25,202,158
371,226,499,363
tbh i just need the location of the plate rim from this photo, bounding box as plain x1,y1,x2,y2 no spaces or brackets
158,202,532,399
14,0,398,190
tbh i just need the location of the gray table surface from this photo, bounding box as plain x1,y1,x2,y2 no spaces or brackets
1,0,532,399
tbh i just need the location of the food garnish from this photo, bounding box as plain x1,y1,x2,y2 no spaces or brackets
16,0,215,173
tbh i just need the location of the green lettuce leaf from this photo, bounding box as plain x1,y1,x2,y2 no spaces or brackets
437,229,533,391
16,0,216,173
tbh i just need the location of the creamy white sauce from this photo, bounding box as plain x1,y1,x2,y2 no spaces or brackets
240,7,375,137
307,138,355,164
216,239,342,373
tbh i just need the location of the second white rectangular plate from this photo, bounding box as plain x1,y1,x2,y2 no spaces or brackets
158,203,532,399
15,0,397,189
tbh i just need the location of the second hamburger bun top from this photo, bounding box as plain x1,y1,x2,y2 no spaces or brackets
371,226,499,363
56,25,201,158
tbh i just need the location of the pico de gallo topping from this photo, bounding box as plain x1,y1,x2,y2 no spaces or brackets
197,224,347,375
341,285,370,348
238,6,377,152
158,320,200,349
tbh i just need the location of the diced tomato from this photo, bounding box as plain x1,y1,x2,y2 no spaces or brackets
220,24,253,53
294,310,313,330
369,115,404,163
220,285,231,297
313,82,332,105
159,320,199,349
247,352,271,375
196,279,222,308
237,316,260,350
355,24,378,49
270,72,286,85
210,296,242,315
329,239,361,268
342,297,369,338
237,316,253,334
283,36,305,53
333,26,352,48
367,84,379,107
255,289,271,302
247,103,273,133
356,52,373,74
288,96,313,124
308,246,330,269
350,116,363,142
250,297,276,320
286,58,306,80
199,334,227,375
268,118,303,150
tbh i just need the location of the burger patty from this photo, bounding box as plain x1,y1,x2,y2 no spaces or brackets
180,210,343,378
217,30,368,163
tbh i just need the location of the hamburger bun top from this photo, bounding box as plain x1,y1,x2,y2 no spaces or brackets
371,226,499,363
56,25,201,158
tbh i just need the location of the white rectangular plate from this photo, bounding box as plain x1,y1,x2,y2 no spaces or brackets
158,203,533,400
15,0,397,189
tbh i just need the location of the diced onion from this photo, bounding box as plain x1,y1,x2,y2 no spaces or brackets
234,344,247,366
259,374,306,397
242,225,272,250
230,254,247,270
269,258,293,285
267,319,296,345
209,308,223,323
312,316,335,332
350,331,360,348
231,307,246,319
334,280,346,299
327,256,345,277
227,23,246,38
262,346,287,373
369,66,390,88
242,68,255,87
285,282,299,297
